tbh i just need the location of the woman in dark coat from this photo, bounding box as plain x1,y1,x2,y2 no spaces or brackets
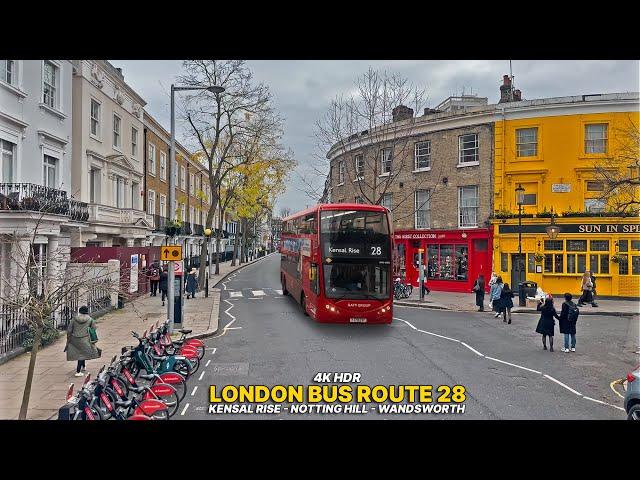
536,295,560,351
473,274,485,311
159,266,169,306
499,283,515,324
65,306,99,376
558,292,578,352
186,268,198,299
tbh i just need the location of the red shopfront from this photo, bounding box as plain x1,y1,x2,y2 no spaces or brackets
393,229,493,293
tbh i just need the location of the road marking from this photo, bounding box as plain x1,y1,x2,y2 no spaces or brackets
610,379,626,399
180,403,190,416
485,356,541,374
206,359,211,367
206,347,217,353
226,326,243,330
393,314,623,414
460,342,484,357
252,290,265,296
229,291,243,298
191,386,198,396
275,289,283,295
583,396,626,411
198,371,206,381
543,374,582,396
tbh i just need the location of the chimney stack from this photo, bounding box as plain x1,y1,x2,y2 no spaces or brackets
499,75,512,103
423,107,440,116
392,105,414,122
513,89,522,101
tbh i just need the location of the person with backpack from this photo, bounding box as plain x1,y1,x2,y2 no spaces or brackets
499,282,515,324
558,292,579,352
490,276,504,318
149,264,160,297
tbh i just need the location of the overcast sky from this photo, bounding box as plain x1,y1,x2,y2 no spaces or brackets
111,60,639,214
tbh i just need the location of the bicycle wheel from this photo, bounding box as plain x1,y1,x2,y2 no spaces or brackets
153,376,187,403
187,355,200,374
173,358,193,379
148,384,180,418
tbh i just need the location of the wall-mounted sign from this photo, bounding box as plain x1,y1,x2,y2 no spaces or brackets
536,265,542,273
129,254,139,293
499,223,640,234
552,184,571,193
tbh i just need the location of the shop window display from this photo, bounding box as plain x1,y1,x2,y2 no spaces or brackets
426,244,468,281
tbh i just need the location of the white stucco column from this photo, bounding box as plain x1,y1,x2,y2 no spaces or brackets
9,238,32,299
126,238,135,247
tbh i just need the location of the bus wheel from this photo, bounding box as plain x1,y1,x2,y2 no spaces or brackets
301,294,308,316
282,277,289,296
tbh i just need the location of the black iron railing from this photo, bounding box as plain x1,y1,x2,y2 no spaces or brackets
153,215,169,232
0,183,88,222
182,224,192,235
193,224,204,236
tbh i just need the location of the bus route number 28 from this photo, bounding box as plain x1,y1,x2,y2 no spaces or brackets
370,246,382,256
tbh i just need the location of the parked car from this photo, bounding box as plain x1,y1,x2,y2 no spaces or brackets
624,364,640,420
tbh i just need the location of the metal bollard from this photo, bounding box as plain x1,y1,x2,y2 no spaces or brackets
205,276,209,298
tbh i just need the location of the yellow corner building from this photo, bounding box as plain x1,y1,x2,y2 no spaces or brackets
493,92,640,298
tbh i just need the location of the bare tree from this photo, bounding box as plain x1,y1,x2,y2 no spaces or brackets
0,207,132,419
593,115,640,213
308,67,446,220
279,207,292,218
179,60,278,288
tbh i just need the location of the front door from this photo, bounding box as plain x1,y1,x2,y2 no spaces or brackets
510,254,525,289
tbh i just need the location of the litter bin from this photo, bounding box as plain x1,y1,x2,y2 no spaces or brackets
518,281,538,307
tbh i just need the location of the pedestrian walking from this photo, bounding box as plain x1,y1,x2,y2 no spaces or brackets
558,292,579,352
590,271,599,307
65,306,100,377
488,272,498,310
535,295,559,352
489,275,504,318
421,276,430,297
578,271,593,306
149,264,160,297
500,282,515,324
473,274,485,311
159,266,168,306
186,268,198,299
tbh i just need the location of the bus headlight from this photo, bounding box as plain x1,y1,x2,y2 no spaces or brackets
330,306,335,312
325,305,330,310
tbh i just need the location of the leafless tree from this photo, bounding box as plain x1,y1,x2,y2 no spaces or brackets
179,60,279,288
307,67,446,220
593,115,640,213
279,207,292,219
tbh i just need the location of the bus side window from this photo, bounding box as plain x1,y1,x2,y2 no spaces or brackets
309,264,319,294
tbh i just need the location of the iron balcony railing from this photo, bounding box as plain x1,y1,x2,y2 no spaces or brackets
0,183,88,222
153,214,169,232
193,224,204,236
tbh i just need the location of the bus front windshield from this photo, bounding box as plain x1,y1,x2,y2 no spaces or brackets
320,209,391,300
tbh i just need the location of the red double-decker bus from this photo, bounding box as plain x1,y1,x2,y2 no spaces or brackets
280,204,393,324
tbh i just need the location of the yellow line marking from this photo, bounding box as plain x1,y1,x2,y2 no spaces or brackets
610,378,626,399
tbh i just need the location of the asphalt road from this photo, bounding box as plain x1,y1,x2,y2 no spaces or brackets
179,253,638,420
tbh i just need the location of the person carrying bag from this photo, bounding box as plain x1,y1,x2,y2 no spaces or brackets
65,305,100,377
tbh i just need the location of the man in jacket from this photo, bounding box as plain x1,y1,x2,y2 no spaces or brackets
558,292,579,352
159,266,169,306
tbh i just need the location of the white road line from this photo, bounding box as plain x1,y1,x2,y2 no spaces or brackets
180,403,190,416
198,371,205,381
415,328,460,343
226,326,243,330
460,342,485,357
206,347,217,353
191,386,198,396
543,374,583,396
229,291,243,298
248,298,262,300
274,289,283,295
206,359,211,367
394,317,417,330
485,356,541,375
583,396,626,411
252,290,265,296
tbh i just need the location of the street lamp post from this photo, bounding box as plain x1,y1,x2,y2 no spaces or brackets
168,84,225,333
204,228,212,297
515,184,525,284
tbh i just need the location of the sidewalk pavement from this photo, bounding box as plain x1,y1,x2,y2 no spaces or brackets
395,289,639,316
0,252,275,420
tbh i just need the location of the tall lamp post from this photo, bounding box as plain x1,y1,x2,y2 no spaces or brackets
168,84,225,333
515,183,525,284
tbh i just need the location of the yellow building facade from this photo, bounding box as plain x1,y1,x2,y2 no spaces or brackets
492,93,640,298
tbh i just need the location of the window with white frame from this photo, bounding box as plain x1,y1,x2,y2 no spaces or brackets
180,166,186,190
585,124,608,154
113,114,121,149
147,190,155,214
89,168,100,203
90,99,100,137
415,190,430,229
190,173,195,195
338,161,345,184
190,206,195,226
458,133,479,164
159,194,166,217
1,139,16,182
148,143,156,176
381,193,392,211
380,148,392,174
42,61,59,109
131,127,138,157
195,175,200,194
115,176,126,208
131,182,139,210
1,60,16,86
196,207,201,225
354,154,364,179
180,203,186,222
414,141,431,170
584,198,606,213
160,152,166,181
43,155,58,188
458,185,479,227
516,127,538,157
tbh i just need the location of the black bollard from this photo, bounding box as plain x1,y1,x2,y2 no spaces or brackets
205,276,209,298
